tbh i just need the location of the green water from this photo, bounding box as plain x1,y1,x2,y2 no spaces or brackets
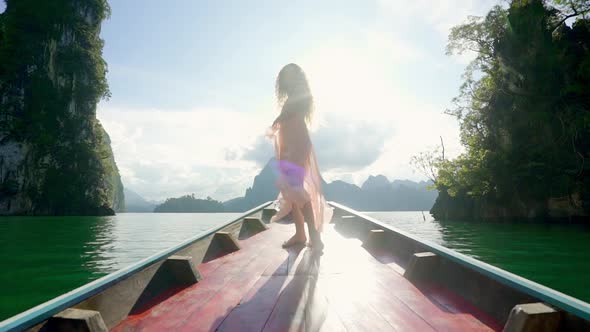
0,212,589,321
368,212,590,305
0,213,240,321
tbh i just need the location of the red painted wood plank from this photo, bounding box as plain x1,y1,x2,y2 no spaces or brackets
314,233,433,331
319,228,496,332
196,256,227,276
368,246,407,275
193,230,266,279
421,284,503,331
220,231,326,332
178,245,288,332
288,247,319,275
114,261,258,331
369,258,496,332
262,276,310,332
113,231,278,332
316,305,347,332
259,239,349,331
316,274,396,332
113,222,500,332
197,230,274,276
261,246,291,276
323,226,497,331
304,276,347,332
217,276,288,332
320,225,401,277
178,224,288,331
365,278,437,331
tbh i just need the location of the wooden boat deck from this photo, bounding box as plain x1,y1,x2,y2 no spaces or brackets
113,219,501,332
3,203,589,332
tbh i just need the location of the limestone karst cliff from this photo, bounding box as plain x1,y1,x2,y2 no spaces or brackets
0,0,124,215
223,159,437,212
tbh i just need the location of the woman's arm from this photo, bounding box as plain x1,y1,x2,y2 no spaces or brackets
272,113,283,128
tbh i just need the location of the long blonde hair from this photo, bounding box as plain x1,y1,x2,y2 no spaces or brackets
275,63,314,124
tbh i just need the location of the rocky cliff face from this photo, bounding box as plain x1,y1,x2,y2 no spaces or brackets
124,188,156,212
0,0,124,215
430,190,588,222
224,159,437,212
224,159,279,211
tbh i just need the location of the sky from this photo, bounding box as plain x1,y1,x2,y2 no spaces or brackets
90,0,496,201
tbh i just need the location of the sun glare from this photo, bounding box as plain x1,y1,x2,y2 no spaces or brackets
301,46,395,129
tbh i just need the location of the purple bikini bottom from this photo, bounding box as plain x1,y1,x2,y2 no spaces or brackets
276,160,305,187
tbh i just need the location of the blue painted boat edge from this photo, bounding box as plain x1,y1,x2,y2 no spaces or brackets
328,201,590,322
0,201,274,332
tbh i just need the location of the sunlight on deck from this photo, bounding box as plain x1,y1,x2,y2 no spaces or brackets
113,218,500,332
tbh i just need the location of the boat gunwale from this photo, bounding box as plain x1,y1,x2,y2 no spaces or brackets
329,201,590,322
0,201,274,332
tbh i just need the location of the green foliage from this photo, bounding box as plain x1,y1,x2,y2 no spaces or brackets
0,0,123,215
410,147,443,184
433,0,590,219
154,195,226,213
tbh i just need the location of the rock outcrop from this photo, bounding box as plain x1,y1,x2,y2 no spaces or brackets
223,159,437,212
0,0,124,215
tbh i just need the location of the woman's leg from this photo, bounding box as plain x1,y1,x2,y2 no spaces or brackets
303,202,323,251
270,200,292,223
282,204,307,247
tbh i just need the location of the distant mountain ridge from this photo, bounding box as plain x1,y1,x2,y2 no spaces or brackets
130,159,438,213
123,188,157,212
223,160,279,212
223,159,437,212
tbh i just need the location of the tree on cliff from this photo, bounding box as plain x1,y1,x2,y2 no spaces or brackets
430,0,590,220
0,0,124,215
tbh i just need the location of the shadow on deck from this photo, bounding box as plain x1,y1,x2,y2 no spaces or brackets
112,214,501,332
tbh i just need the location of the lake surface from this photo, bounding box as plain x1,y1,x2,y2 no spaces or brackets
0,211,589,321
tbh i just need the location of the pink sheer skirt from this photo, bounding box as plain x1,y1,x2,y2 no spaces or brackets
267,125,333,232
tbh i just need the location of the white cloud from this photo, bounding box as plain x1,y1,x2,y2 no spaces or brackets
313,116,391,172
239,114,391,172
375,0,498,65
365,29,426,64
98,105,271,201
294,39,463,183
377,0,498,37
97,0,488,201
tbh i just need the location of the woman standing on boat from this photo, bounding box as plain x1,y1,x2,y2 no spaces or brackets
268,63,333,250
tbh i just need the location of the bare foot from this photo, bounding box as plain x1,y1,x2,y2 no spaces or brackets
282,234,307,248
306,239,325,252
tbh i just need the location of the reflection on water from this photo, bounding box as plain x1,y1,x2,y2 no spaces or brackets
82,216,116,277
0,211,589,321
0,213,239,320
365,211,445,245
366,211,590,305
